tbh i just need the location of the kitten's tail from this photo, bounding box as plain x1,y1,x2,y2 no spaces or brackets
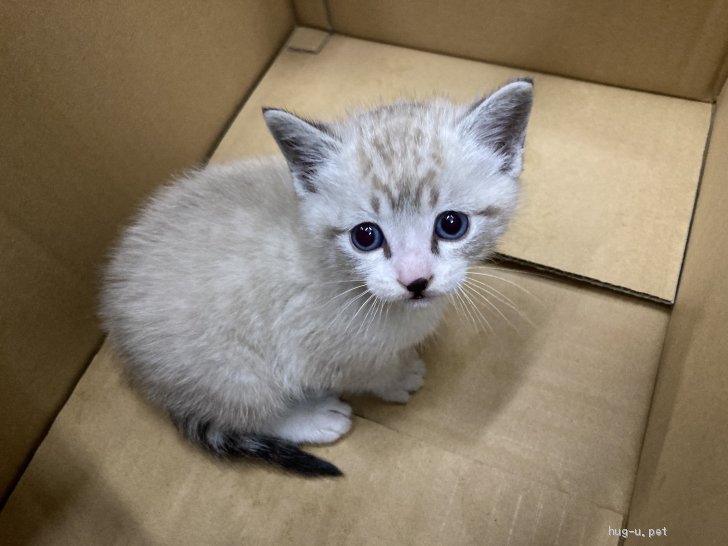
174,415,342,477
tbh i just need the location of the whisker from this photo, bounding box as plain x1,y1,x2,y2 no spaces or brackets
446,292,465,329
322,283,368,308
463,279,518,333
465,275,519,308
454,286,479,331
466,276,522,313
459,282,493,333
356,294,379,337
465,276,535,328
383,296,392,325
314,278,367,286
344,293,376,335
365,297,384,338
326,289,369,331
466,271,541,302
479,259,557,278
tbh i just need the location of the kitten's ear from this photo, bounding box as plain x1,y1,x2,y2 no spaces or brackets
263,108,340,195
460,78,534,176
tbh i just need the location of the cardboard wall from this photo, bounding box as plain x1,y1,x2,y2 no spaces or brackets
294,0,728,101
0,1,294,502
292,0,330,29
626,82,728,543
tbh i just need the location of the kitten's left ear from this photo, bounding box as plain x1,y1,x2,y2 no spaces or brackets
460,78,534,176
263,108,340,195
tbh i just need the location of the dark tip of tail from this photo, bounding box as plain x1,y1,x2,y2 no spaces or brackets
174,415,343,477
243,432,343,477
225,433,343,478
277,447,343,477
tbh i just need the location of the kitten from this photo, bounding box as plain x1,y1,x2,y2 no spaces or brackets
100,79,533,476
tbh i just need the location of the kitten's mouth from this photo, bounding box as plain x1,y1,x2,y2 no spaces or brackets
406,292,436,306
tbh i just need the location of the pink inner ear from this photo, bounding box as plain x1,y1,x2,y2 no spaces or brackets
395,252,433,287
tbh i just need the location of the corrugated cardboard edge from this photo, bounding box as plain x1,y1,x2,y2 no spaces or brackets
493,253,673,305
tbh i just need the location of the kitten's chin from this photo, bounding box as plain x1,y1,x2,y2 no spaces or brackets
401,294,441,309
408,298,433,309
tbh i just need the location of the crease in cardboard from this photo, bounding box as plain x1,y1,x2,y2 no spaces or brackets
669,101,718,306
493,253,673,305
286,26,331,53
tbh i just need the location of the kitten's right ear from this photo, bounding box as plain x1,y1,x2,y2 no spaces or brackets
460,78,534,177
262,108,340,195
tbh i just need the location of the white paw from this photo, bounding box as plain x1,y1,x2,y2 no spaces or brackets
268,395,352,445
374,387,413,404
373,356,427,404
403,356,426,390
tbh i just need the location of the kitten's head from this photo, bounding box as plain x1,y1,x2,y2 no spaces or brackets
263,79,533,306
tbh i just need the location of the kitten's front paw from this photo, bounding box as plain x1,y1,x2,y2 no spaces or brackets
270,395,352,445
373,356,426,404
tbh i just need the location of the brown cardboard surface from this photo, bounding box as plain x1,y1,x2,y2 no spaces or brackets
287,26,331,53
325,0,728,101
1,269,667,543
0,1,293,501
212,34,711,302
625,84,728,544
0,215,100,503
292,0,331,30
350,267,669,514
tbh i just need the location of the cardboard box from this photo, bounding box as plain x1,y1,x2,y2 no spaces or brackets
1,2,726,544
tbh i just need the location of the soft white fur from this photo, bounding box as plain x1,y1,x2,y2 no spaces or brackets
100,80,532,445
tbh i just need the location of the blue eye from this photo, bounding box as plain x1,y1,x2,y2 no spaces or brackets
351,223,384,251
434,211,469,240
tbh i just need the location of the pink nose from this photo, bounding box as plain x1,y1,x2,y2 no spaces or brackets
396,253,432,289
397,269,432,287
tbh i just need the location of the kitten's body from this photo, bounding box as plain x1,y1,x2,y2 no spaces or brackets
101,80,533,475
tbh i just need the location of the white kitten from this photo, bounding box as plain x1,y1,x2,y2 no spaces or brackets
100,79,533,476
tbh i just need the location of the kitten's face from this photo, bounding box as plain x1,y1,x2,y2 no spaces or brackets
264,79,533,306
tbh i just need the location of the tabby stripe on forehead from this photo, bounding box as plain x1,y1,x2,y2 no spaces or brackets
394,185,414,212
415,169,436,210
358,145,373,178
371,174,398,211
429,187,440,209
370,195,381,214
372,136,393,168
413,181,425,212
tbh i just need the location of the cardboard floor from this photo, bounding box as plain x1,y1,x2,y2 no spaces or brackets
214,30,711,303
0,269,668,544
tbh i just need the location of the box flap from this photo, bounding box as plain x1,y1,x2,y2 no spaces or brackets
213,33,711,302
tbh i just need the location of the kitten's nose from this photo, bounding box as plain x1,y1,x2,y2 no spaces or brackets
406,277,429,295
